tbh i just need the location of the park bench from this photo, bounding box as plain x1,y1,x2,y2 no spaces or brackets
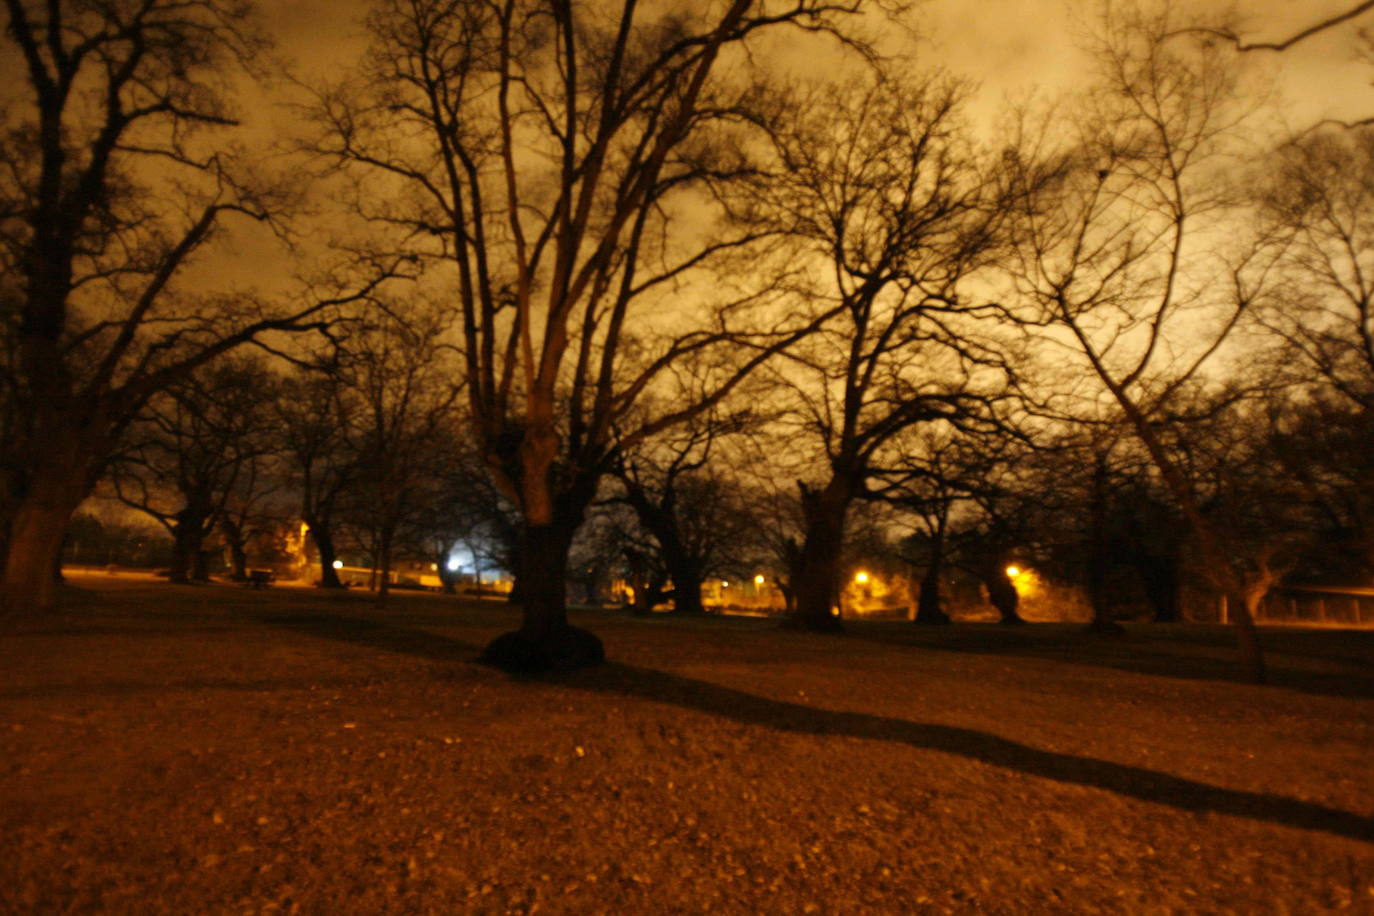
247,569,274,589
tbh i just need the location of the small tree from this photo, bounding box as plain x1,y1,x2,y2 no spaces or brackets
335,304,461,603
107,357,279,583
609,412,756,615
276,369,358,588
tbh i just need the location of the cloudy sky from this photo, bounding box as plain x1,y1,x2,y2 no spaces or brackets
259,0,1374,130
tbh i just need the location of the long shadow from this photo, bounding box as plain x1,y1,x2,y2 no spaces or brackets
256,613,482,664
263,612,1374,846
844,622,1374,700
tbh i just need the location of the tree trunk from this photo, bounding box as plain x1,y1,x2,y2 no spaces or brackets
915,569,950,624
664,551,705,615
914,520,950,624
1137,553,1181,622
982,560,1024,625
0,436,98,615
1085,451,1123,635
222,518,249,581
670,574,706,615
791,479,850,632
168,526,199,584
1234,589,1268,685
309,522,346,589
376,526,393,605
480,519,605,672
778,580,795,614
192,548,212,582
0,500,74,614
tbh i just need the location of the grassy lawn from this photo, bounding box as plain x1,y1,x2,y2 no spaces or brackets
2,573,1372,914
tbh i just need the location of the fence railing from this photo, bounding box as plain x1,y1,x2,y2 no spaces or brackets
1254,586,1374,626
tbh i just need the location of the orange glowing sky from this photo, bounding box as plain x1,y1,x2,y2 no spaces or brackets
260,1,1374,127
191,0,1374,299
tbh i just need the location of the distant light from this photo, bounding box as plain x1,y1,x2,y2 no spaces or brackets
754,574,765,586
722,581,729,588
446,558,460,572
430,562,438,571
332,560,343,569
855,571,869,584
1005,566,1021,578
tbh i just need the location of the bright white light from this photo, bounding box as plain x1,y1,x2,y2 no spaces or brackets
332,560,343,570
722,581,729,588
855,571,869,584
446,558,460,572
754,574,765,586
1005,566,1021,578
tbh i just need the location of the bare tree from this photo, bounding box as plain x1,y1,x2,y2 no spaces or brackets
1001,2,1279,680
753,71,1011,632
303,0,876,669
609,411,756,615
0,0,404,613
276,370,358,589
335,303,461,604
107,357,278,583
1254,128,1374,410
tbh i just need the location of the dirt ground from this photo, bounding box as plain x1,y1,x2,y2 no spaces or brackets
2,573,1372,915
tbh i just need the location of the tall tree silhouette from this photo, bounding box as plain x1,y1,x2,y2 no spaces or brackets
303,0,874,669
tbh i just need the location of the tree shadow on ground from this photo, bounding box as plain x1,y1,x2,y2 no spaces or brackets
258,613,482,664
843,621,1374,700
263,612,1374,846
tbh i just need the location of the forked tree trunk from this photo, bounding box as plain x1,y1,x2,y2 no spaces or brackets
792,479,850,632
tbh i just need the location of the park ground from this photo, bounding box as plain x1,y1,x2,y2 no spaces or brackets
2,573,1373,915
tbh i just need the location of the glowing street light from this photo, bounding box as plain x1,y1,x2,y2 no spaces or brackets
854,571,870,584
1005,565,1021,578
332,560,344,570
754,574,765,586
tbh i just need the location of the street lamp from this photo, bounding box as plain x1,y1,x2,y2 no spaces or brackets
855,571,869,584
